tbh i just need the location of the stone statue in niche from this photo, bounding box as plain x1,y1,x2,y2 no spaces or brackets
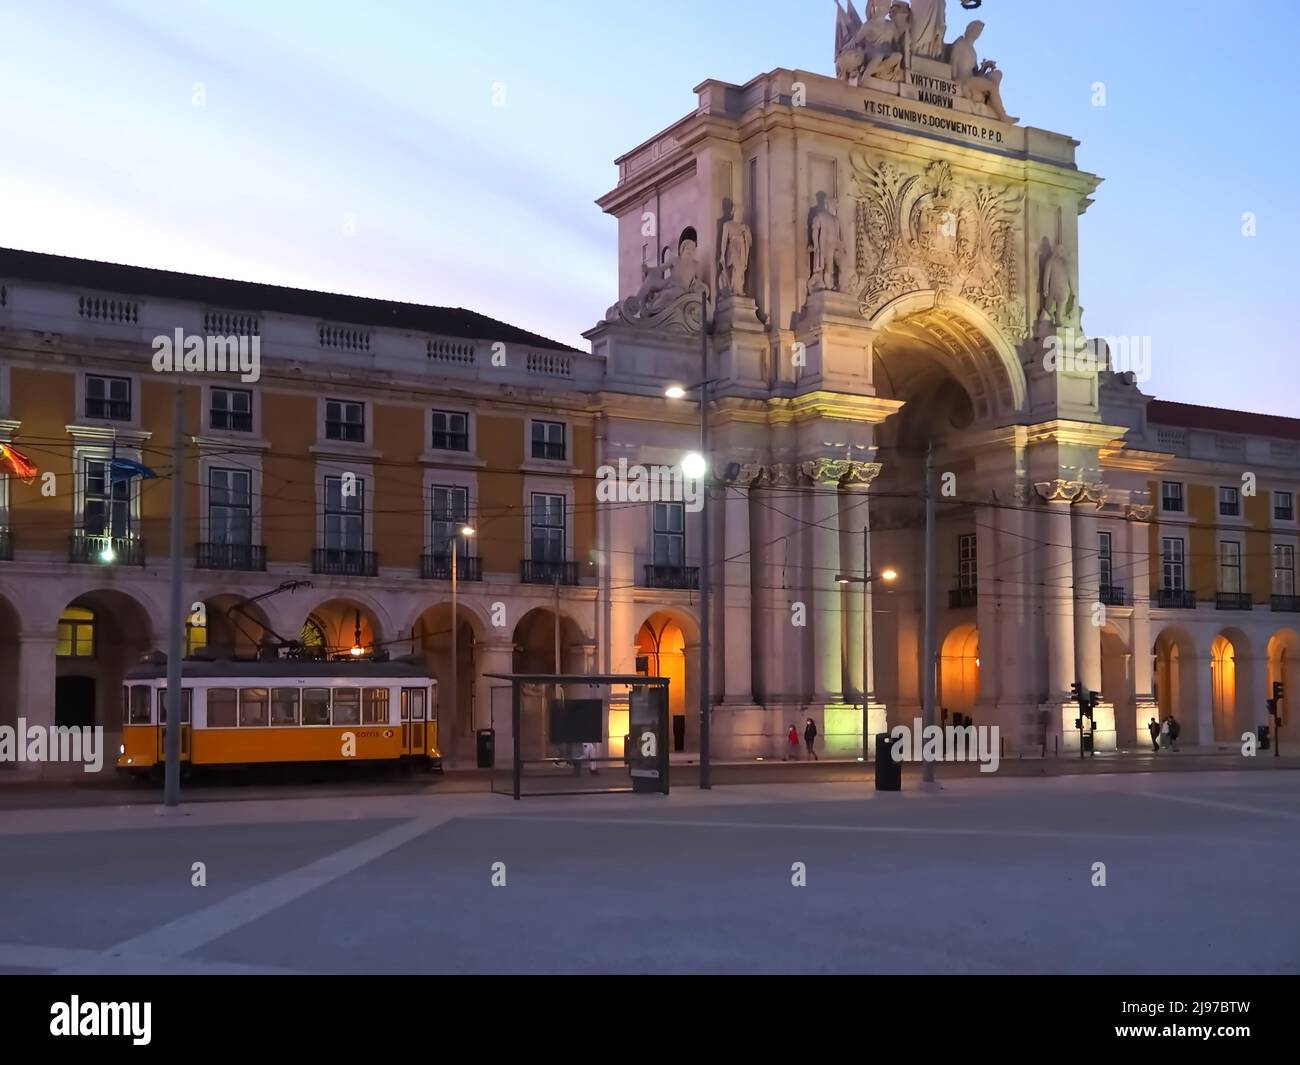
605,227,709,333
808,192,856,294
835,0,911,84
949,20,1013,122
718,213,753,298
1039,240,1076,327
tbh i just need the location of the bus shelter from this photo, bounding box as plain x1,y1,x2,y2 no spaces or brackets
485,673,670,799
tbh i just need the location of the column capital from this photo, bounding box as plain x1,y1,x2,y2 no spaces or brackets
1034,478,1085,503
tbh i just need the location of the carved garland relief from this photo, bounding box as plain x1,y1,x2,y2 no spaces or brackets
844,153,1028,343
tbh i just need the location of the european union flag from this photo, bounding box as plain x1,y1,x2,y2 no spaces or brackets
108,457,157,483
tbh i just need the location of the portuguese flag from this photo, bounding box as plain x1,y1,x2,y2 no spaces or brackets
0,442,38,485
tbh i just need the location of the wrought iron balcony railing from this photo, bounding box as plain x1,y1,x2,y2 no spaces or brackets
421,554,482,581
521,559,578,585
1272,595,1300,613
1098,584,1127,607
1215,592,1253,611
70,534,145,566
1154,588,1197,609
948,587,978,609
0,528,11,561
312,548,378,577
641,564,700,590
430,431,469,452
196,542,266,572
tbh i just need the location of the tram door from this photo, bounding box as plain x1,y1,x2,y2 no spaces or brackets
158,687,192,762
402,687,428,757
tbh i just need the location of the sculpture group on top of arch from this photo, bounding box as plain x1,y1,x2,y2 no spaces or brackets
834,0,1014,124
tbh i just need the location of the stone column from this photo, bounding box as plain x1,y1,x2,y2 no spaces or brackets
1037,480,1080,748
841,461,886,747
14,633,58,778
756,465,803,711
1071,489,1114,750
803,460,844,706
1126,505,1159,741
476,638,516,766
720,466,760,706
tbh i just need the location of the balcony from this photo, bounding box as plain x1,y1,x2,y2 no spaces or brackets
1272,595,1300,613
85,399,131,421
1099,584,1127,607
1154,588,1197,609
70,534,145,566
430,431,469,452
521,559,578,585
421,553,482,581
641,564,700,590
948,587,978,609
196,542,266,572
1215,592,1253,611
531,441,566,462
0,528,10,561
312,548,378,577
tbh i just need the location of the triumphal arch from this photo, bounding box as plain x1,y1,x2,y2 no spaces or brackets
587,0,1153,757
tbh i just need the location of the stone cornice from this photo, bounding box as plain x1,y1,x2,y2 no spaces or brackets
1098,445,1174,473
1022,419,1131,450
766,391,904,425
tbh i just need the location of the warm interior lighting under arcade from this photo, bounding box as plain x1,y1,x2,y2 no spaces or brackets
349,608,365,657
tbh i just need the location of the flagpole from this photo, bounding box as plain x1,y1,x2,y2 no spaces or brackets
163,381,185,806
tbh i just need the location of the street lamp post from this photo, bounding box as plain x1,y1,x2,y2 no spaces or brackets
448,525,475,768
835,561,898,760
663,288,714,788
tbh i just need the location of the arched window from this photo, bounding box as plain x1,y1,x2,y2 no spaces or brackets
301,615,326,650
57,607,96,658
185,620,208,657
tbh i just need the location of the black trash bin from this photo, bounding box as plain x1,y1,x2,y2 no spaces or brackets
1258,725,1270,751
476,728,495,769
875,733,902,791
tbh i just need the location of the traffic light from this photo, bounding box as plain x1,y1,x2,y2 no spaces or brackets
1274,682,1285,701
1267,698,1278,717
1086,689,1101,713
1070,681,1082,704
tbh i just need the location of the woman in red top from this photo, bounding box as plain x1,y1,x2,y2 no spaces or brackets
786,724,800,760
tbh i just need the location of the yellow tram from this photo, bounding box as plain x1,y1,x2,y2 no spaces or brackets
117,657,440,775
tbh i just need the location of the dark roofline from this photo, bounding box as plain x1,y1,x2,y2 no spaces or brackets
1147,398,1300,443
0,245,581,353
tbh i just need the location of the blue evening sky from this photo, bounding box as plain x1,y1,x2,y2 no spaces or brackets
1,0,1295,415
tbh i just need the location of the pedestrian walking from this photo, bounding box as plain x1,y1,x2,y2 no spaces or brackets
1167,715,1181,752
581,741,599,774
804,717,819,760
786,723,800,760
1160,718,1171,750
1147,717,1161,753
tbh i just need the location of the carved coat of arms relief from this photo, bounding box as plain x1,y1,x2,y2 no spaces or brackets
847,150,1028,343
